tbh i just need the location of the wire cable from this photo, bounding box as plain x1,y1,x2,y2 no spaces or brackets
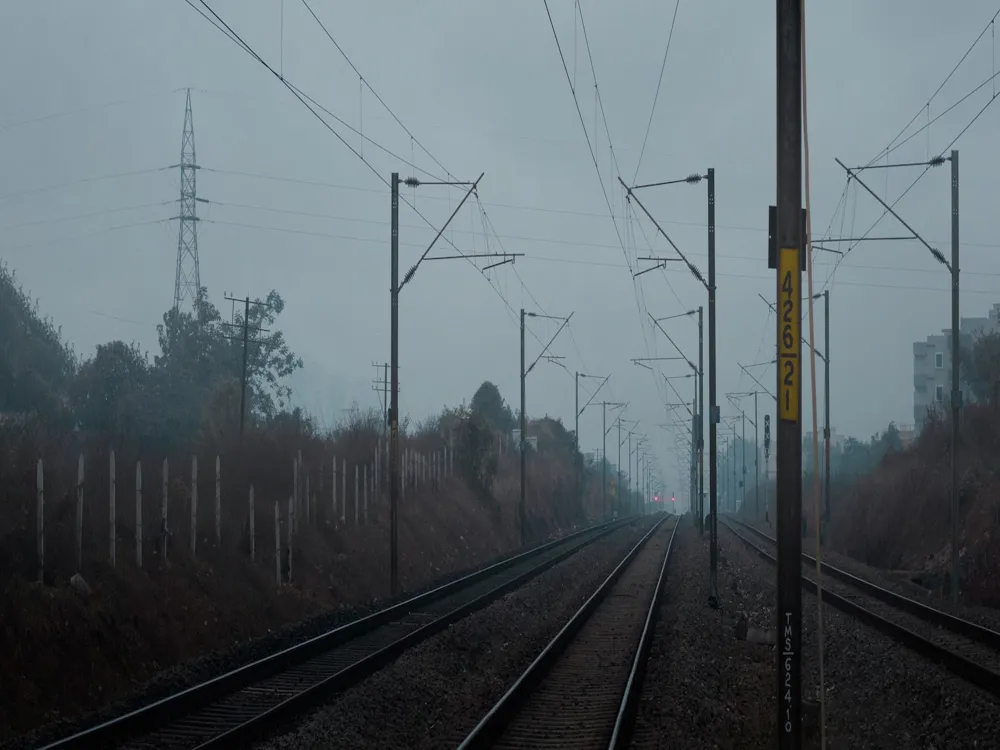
800,7,827,746
631,0,681,183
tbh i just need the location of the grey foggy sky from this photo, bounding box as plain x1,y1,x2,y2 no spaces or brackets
2,1,999,498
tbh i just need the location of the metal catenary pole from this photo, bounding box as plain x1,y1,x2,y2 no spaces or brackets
575,371,580,507
775,0,804,743
520,308,527,546
823,290,831,525
602,401,607,521
755,390,760,518
390,172,401,597
950,149,961,604
707,167,719,607
698,305,705,535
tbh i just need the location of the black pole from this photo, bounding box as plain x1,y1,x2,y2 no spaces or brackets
575,371,580,515
239,296,249,437
776,0,804,744
698,306,705,536
950,149,960,603
755,390,760,519
602,401,607,521
390,173,400,597
708,167,719,608
520,308,527,547
823,291,831,525
617,414,622,517
741,410,746,511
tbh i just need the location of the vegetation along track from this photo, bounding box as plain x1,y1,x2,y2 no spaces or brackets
456,514,679,750
39,519,635,750
722,517,1000,700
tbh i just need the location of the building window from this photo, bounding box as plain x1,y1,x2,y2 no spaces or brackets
935,352,944,369
935,385,944,403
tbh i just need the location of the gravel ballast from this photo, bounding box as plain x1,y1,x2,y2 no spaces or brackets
630,518,777,749
722,523,1000,749
256,516,661,749
632,519,1000,748
1,520,600,750
736,516,1000,635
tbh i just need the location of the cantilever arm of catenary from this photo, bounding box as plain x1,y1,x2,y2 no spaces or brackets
834,158,948,270
526,312,574,376
618,176,708,289
578,375,611,417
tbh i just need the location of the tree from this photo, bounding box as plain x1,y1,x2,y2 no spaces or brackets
71,340,149,440
453,406,498,495
144,287,303,442
962,332,1000,403
0,262,75,419
470,381,515,433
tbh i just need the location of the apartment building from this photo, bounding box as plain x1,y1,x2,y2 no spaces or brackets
913,303,1000,430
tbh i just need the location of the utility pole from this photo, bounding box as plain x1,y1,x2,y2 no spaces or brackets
389,170,486,596
575,372,610,515
698,306,705,535
620,167,718,606
833,149,960,602
755,390,760,518
823,291,831,526
775,0,804,744
521,309,573,544
950,149,961,605
601,401,626,520
707,167,718,606
390,173,401,597
222,294,272,437
520,308,527,545
741,410,746,510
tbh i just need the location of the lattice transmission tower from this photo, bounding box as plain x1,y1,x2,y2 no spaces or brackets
171,88,202,311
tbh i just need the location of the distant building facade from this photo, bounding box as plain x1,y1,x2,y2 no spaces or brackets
913,303,1000,430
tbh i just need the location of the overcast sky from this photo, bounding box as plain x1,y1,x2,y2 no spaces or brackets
2,1,999,501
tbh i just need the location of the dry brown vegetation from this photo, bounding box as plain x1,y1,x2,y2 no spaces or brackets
0,408,612,741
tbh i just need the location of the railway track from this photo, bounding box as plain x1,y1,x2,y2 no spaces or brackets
722,517,1000,699
456,514,679,750
39,518,637,750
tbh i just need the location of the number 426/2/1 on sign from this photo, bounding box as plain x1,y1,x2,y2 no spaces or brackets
777,246,800,423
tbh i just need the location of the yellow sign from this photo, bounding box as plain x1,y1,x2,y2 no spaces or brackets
777,246,800,422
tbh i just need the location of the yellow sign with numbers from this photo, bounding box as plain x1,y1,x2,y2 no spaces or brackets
777,247,800,422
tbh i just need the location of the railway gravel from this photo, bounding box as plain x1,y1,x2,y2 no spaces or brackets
629,519,777,749
743,517,1000,635
724,523,1000,749
2,522,592,750
256,516,660,750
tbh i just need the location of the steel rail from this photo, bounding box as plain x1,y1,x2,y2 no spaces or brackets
456,514,677,749
726,516,1000,651
722,519,1000,699
607,517,681,749
40,518,631,750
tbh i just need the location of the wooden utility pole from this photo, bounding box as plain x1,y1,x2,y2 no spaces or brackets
222,294,272,437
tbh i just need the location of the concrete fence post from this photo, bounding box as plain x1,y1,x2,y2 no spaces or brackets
109,450,116,568
215,455,221,547
136,462,143,568
76,454,84,572
36,459,44,584
191,456,198,556
249,484,256,562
